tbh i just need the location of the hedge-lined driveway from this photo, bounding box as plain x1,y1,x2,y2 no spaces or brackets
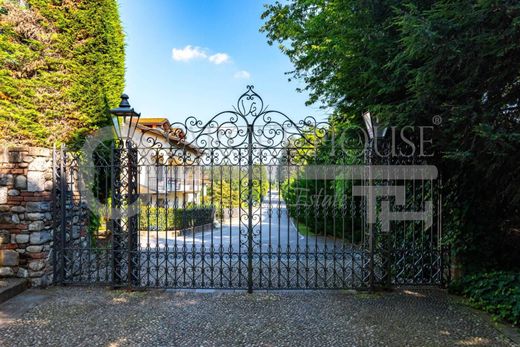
141,190,340,252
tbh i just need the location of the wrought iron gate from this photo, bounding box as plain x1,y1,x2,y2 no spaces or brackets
53,86,448,291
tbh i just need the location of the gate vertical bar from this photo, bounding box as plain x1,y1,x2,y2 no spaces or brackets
367,141,375,291
439,175,446,286
247,124,254,293
111,142,123,287
127,142,140,287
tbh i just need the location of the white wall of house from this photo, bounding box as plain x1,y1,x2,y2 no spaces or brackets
130,126,205,207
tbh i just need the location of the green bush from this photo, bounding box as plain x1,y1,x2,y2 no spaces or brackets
449,272,520,326
139,205,215,231
0,0,125,147
281,176,363,241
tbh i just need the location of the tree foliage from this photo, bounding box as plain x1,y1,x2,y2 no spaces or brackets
262,0,520,270
207,165,269,211
0,0,125,147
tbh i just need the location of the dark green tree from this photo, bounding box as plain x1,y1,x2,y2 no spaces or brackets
262,0,520,270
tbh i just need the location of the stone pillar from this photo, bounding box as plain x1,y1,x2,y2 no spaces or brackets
0,146,53,286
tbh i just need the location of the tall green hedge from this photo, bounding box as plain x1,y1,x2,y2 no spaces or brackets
139,206,215,231
0,0,125,147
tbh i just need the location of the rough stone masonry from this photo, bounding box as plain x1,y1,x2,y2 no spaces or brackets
0,146,54,287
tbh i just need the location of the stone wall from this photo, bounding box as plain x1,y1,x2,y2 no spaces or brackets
0,146,53,287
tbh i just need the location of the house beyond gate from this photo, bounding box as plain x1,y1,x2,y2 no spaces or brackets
133,118,206,208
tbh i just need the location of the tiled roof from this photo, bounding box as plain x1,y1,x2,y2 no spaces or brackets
137,117,169,125
134,124,201,155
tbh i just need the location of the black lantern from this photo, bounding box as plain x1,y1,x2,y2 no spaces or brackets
110,93,141,140
362,111,387,140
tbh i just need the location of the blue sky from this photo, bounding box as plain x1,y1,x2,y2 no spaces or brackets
118,0,328,125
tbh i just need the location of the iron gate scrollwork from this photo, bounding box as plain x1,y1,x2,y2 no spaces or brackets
53,86,447,290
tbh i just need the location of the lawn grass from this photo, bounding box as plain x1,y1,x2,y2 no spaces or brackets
296,222,315,237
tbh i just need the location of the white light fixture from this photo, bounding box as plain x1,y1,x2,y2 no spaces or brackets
109,94,141,140
363,111,387,140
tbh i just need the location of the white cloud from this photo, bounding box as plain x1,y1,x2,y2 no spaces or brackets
208,53,230,65
234,70,251,79
172,45,207,62
172,46,232,66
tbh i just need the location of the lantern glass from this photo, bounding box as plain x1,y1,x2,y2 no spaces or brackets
112,114,122,139
363,111,387,140
109,94,140,141
363,111,374,140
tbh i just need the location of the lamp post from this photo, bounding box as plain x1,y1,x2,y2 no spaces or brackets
363,111,387,142
109,93,140,287
363,111,389,291
110,94,141,141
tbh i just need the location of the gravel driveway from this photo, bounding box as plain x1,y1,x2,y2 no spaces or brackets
1,287,516,347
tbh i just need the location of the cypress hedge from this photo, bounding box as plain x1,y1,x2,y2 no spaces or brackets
0,0,125,147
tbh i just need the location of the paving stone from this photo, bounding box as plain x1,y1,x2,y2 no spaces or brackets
0,287,515,347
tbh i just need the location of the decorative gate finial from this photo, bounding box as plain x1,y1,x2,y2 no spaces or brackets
236,85,265,117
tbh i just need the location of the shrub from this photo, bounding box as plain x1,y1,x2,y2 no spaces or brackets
449,272,520,326
139,205,215,231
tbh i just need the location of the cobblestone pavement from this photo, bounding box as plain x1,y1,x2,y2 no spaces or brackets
1,287,516,347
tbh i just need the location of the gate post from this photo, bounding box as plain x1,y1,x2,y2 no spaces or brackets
109,94,141,288
111,141,140,288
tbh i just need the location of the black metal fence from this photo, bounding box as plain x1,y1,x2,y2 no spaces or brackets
53,87,448,291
